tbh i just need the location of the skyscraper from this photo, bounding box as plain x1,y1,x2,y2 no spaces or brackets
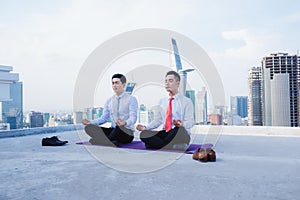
195,87,208,124
85,107,96,120
0,65,23,129
125,83,136,95
248,67,263,126
171,38,195,96
138,104,149,124
95,107,103,118
185,90,195,113
29,111,43,128
262,53,299,127
73,111,83,124
43,113,50,127
271,74,291,126
230,96,248,118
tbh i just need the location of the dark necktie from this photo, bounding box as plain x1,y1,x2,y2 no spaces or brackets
117,97,120,118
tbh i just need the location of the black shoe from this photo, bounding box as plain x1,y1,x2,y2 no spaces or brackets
51,136,68,144
42,136,68,146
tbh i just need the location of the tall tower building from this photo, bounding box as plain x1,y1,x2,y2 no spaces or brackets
297,54,300,125
29,111,43,128
73,111,83,124
248,67,263,126
95,107,103,119
195,87,208,124
262,53,299,127
186,90,195,111
230,96,248,118
271,74,291,126
125,83,136,95
85,107,96,120
0,65,23,129
43,113,50,127
138,104,149,124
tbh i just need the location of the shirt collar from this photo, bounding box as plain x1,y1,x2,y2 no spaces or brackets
170,93,180,100
114,91,126,99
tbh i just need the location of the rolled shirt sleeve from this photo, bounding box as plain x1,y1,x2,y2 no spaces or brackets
146,104,164,130
125,96,138,129
182,97,195,130
89,98,111,125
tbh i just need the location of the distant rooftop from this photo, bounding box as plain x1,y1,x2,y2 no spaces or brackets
269,52,288,56
0,65,13,72
1,125,300,200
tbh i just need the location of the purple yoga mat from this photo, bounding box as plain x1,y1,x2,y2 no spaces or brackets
76,140,213,154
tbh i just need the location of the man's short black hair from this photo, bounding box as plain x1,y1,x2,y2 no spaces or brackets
166,71,180,82
112,73,126,84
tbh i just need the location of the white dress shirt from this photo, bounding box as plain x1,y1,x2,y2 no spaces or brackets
90,92,138,131
146,93,195,134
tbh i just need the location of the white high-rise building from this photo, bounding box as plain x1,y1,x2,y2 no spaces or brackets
195,87,208,124
271,74,291,126
0,65,19,101
73,111,83,124
139,111,149,124
0,65,23,129
262,53,299,127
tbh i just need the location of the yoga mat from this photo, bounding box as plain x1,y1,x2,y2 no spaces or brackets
76,140,213,154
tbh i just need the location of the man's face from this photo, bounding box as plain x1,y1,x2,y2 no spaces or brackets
112,78,125,95
165,74,180,94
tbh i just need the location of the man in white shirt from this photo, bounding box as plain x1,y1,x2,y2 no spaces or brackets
136,71,195,150
82,74,138,146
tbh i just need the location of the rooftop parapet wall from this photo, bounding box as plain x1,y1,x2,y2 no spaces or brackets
0,124,299,139
191,125,300,137
0,124,84,138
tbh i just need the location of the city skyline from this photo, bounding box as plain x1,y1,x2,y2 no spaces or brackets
1,1,300,111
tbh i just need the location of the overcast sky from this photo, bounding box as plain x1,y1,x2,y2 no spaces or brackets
1,0,300,112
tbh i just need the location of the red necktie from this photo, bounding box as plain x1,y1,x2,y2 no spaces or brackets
165,97,174,132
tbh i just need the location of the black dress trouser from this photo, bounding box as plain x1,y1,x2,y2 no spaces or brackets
100,126,134,144
140,127,190,149
85,124,134,145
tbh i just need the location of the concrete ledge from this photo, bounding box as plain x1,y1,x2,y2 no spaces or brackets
191,125,300,137
0,124,84,138
1,124,299,139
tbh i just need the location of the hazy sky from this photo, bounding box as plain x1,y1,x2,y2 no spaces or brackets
1,0,300,112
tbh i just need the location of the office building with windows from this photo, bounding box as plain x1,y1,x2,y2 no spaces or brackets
262,53,299,127
29,111,43,128
248,67,263,126
186,89,195,112
195,87,208,124
230,96,248,118
0,65,23,129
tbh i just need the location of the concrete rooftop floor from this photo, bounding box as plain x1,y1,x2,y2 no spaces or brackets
1,128,300,200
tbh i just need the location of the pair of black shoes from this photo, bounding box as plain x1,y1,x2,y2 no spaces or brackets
42,136,68,146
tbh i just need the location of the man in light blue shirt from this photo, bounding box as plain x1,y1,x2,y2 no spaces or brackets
82,74,138,146
136,71,195,150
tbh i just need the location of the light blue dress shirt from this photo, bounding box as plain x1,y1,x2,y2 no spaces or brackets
90,92,138,131
146,93,195,134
